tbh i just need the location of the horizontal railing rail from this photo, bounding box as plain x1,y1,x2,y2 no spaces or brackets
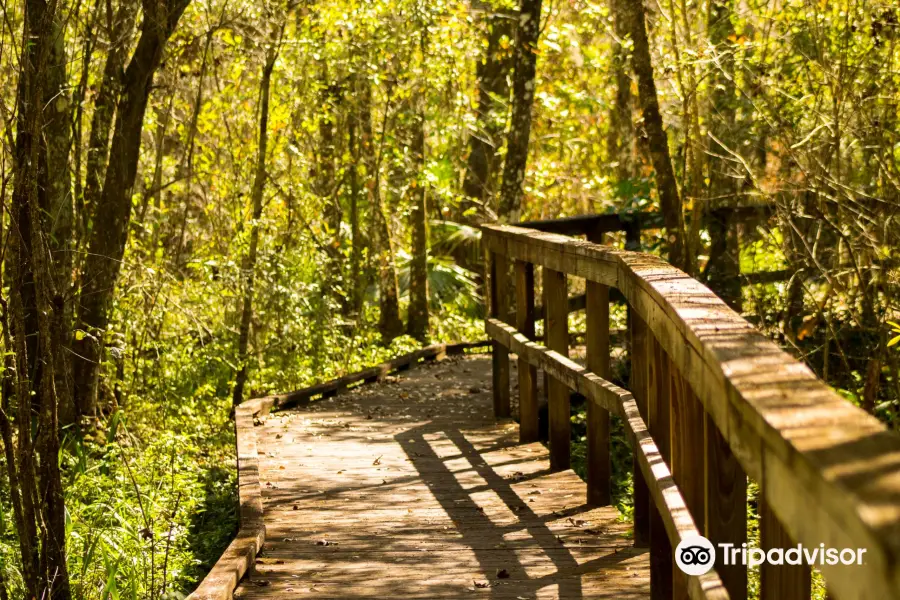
482,223,900,600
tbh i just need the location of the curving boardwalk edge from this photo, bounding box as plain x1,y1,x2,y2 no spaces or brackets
186,341,490,600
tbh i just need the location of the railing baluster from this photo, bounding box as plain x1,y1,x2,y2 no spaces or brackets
543,266,570,471
585,278,611,506
490,251,511,418
630,313,651,548
706,414,748,600
669,365,705,600
515,260,539,442
760,495,811,600
649,335,673,599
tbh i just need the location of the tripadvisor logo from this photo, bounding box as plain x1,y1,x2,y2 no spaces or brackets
676,536,716,576
675,535,867,576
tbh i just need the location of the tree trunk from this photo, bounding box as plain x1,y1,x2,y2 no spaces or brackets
703,0,742,310
607,0,635,188
464,10,513,209
233,41,279,407
364,80,403,343
83,0,139,231
348,110,364,314
498,0,542,222
407,97,429,342
7,0,75,594
621,0,689,272
73,0,191,417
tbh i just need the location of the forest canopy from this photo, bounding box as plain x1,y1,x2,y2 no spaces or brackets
0,0,898,597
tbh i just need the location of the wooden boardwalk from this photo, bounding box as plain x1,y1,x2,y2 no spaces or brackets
233,354,649,599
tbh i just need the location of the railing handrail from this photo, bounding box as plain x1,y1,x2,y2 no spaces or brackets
482,223,900,600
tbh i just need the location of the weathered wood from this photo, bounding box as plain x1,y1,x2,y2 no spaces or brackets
543,266,570,471
490,251,511,418
649,335,673,600
515,260,538,443
760,495,811,600
586,279,611,506
485,317,729,600
482,223,900,600
519,206,772,240
229,356,651,599
190,342,489,600
486,319,624,417
621,394,731,600
705,414,747,600
630,313,652,548
669,361,705,600
519,211,663,236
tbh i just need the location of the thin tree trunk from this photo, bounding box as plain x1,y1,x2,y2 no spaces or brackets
83,0,139,230
703,0,742,309
73,0,192,417
366,81,403,343
607,0,635,187
407,89,429,342
621,0,689,271
498,0,542,222
464,9,513,208
233,39,279,407
348,112,364,314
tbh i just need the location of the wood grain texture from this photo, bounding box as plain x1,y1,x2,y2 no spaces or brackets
586,280,611,506
483,223,900,600
189,344,486,600
630,313,651,548
515,260,539,443
759,495,810,600
648,335,673,600
543,266,570,472
705,414,747,600
484,318,729,600
230,355,650,599
490,251,511,418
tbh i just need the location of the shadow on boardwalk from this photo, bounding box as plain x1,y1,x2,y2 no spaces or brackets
234,354,648,599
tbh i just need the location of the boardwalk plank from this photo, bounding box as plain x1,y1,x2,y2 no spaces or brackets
233,355,649,599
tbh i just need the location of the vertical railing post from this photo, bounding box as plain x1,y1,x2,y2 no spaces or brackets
489,251,510,418
585,278,611,505
630,313,651,548
760,495,811,600
649,335,673,599
706,415,748,600
542,266,569,471
515,260,538,442
586,230,611,505
669,366,705,600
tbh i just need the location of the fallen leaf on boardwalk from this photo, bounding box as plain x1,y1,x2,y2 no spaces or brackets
316,539,338,546
567,518,586,527
372,455,382,465
496,568,510,579
473,580,489,589
292,505,299,510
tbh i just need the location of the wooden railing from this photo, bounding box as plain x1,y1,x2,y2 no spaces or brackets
482,223,900,600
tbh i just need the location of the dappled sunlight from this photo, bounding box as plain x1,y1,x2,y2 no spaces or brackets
233,355,648,598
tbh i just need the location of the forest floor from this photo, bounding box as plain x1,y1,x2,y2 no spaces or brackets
233,354,649,598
